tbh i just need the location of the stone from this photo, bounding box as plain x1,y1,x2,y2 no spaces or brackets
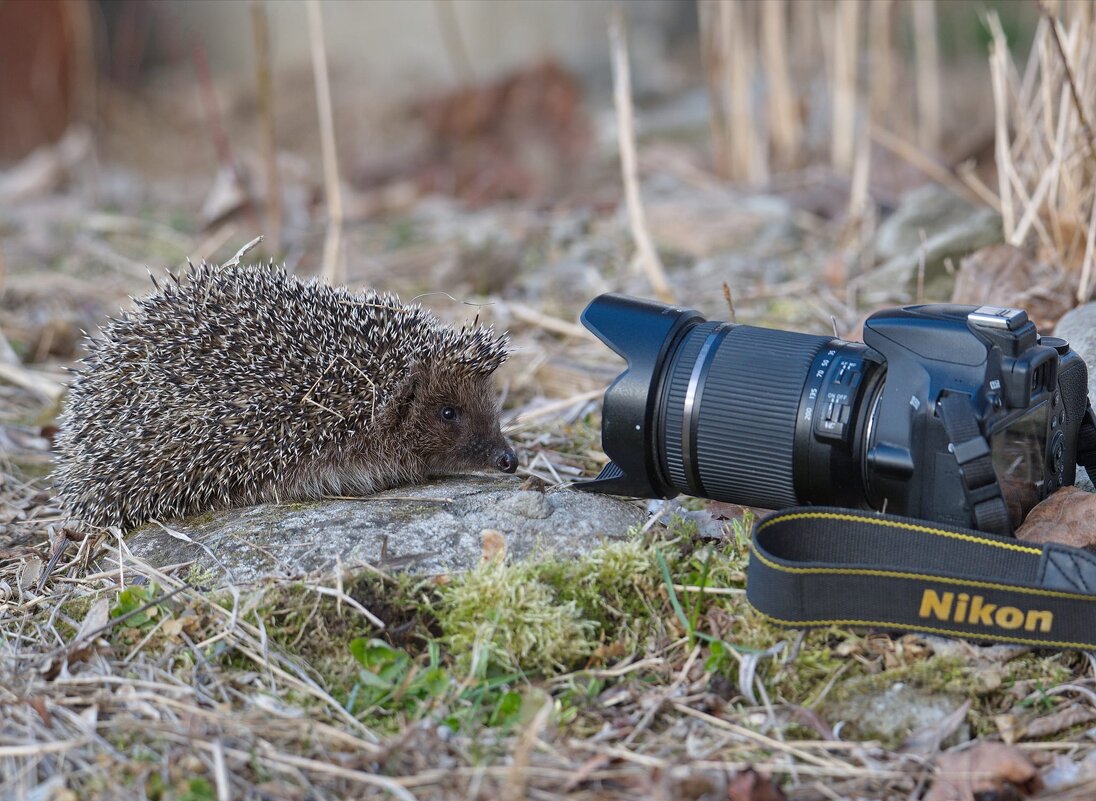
125,475,645,583
1055,302,1096,408
826,682,969,746
861,185,1003,302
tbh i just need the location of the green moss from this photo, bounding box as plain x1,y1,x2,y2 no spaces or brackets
438,557,596,675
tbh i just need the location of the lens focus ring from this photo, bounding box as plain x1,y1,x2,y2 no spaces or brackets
661,325,830,508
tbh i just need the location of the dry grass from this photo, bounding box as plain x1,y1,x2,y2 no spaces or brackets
979,5,1096,300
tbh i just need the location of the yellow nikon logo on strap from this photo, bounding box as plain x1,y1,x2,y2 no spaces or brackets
919,589,1053,633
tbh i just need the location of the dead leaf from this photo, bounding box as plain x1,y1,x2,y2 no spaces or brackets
24,696,51,726
1023,704,1096,739
1015,487,1096,550
480,529,507,563
727,767,786,801
926,742,1042,801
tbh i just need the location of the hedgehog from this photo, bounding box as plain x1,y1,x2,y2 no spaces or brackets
54,262,517,530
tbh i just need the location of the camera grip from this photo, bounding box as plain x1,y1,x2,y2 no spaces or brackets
1056,351,1089,482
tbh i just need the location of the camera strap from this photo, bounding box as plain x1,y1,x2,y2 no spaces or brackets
747,507,1096,649
937,392,1012,535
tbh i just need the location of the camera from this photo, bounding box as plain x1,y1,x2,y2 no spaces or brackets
578,293,1096,534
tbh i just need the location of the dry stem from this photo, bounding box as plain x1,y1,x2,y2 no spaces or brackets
307,0,345,285
608,7,673,303
251,0,282,253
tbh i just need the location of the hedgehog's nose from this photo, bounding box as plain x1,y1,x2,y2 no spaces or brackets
495,447,518,474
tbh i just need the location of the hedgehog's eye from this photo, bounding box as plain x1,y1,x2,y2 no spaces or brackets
440,405,460,422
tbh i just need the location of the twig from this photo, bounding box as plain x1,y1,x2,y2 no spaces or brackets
505,302,595,340
503,388,606,430
0,363,65,403
1036,0,1096,164
722,281,737,323
307,0,345,285
502,699,553,801
608,7,673,303
221,235,264,270
251,0,282,252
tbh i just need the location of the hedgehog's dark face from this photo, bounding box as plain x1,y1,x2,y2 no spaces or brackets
402,365,517,476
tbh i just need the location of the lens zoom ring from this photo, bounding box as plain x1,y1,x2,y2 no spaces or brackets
695,327,829,508
663,322,722,489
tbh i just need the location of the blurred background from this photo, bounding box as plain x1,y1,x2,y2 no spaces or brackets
1,0,1094,483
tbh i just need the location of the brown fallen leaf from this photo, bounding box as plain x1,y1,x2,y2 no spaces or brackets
480,529,507,563
925,742,1042,801
1015,487,1096,551
1023,704,1096,739
727,767,786,801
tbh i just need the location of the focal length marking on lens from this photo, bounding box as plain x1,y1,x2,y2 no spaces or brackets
682,324,732,496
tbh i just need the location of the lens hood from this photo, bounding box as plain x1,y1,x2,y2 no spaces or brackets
578,293,703,497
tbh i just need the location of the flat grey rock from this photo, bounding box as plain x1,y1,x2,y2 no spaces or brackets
125,475,645,583
825,682,969,746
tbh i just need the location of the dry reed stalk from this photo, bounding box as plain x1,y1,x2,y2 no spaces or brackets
251,0,281,253
830,0,859,172
64,0,98,133
912,0,941,153
1038,0,1096,163
867,0,895,127
988,15,1017,238
608,7,674,303
872,125,992,208
698,0,730,177
761,0,800,168
306,0,345,285
723,1,766,184
845,119,872,271
983,6,1096,301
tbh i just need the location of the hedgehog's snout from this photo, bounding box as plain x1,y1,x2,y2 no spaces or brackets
495,446,518,474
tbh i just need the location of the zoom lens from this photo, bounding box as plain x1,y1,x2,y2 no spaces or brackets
659,322,833,507
580,293,883,510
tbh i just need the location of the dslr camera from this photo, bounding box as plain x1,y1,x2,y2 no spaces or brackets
579,294,1096,534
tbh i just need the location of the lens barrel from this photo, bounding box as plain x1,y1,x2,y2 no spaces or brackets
660,323,833,508
581,293,882,510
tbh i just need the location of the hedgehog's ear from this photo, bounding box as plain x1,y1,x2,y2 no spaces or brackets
397,361,426,405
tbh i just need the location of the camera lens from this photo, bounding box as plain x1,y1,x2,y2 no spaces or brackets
581,293,884,511
659,322,834,508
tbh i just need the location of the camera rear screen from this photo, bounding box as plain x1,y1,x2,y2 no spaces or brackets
990,402,1049,526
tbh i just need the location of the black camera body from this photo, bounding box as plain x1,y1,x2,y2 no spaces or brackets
580,294,1096,534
